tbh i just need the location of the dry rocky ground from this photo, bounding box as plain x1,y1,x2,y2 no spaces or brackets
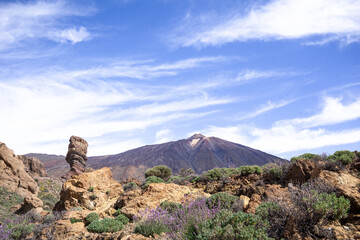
1,141,360,240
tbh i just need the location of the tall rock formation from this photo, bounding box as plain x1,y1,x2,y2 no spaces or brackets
62,136,88,180
0,142,43,212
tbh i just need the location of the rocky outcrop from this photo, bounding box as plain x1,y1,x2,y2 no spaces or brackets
285,158,321,183
55,167,124,212
116,183,211,218
317,170,360,212
62,136,88,180
0,143,38,197
0,142,43,213
20,155,47,178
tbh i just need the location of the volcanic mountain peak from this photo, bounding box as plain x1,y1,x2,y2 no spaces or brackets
188,133,206,147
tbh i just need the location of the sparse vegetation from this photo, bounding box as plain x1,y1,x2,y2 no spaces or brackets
327,150,356,165
123,181,138,192
290,153,321,162
0,187,24,222
115,214,129,225
145,165,172,180
142,175,165,188
88,186,95,192
85,212,100,225
87,218,123,233
70,218,82,224
207,192,241,211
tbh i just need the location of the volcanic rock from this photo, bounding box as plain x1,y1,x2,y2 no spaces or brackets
284,158,320,183
0,143,38,197
317,170,360,212
0,142,43,212
115,183,211,218
62,136,88,180
55,167,124,212
20,155,47,178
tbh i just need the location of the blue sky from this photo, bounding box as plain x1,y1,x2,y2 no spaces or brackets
0,0,360,159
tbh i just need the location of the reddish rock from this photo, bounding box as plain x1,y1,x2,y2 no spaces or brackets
285,159,320,183
62,136,89,180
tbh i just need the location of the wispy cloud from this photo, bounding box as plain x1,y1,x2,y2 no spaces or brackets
0,1,94,50
238,100,295,120
172,0,360,47
0,56,233,155
204,96,360,155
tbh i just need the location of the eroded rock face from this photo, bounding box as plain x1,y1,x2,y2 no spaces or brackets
285,158,321,183
0,142,43,212
55,167,124,212
62,136,89,180
116,183,211,218
0,143,38,197
20,155,47,178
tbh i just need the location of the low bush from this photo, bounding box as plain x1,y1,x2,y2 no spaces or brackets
327,150,356,165
180,168,194,177
87,218,123,233
186,209,273,240
115,214,129,225
160,200,182,214
238,165,262,175
207,192,242,211
269,167,282,179
256,179,350,238
290,153,321,162
134,208,170,237
88,186,94,192
311,192,350,220
85,212,99,225
142,176,165,188
145,165,172,180
70,218,82,224
123,182,138,192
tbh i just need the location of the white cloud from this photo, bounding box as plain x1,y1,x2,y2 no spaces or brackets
0,57,233,155
155,129,173,144
49,26,90,43
204,97,360,155
173,0,360,47
238,100,294,120
0,1,93,50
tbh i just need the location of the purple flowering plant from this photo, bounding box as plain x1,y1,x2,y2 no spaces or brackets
134,196,220,239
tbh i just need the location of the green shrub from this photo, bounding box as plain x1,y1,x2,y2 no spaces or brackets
106,190,110,195
134,220,169,237
143,176,165,188
167,176,181,183
186,209,273,240
160,200,183,213
87,218,123,233
207,192,239,210
123,182,138,192
269,167,282,179
85,212,100,225
327,150,356,165
238,165,262,175
311,192,350,220
203,168,224,181
115,214,129,225
290,153,321,162
11,223,34,240
113,209,122,217
145,165,172,180
88,186,94,192
70,218,82,224
255,202,280,219
180,168,195,177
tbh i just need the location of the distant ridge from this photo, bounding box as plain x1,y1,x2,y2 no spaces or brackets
27,134,284,181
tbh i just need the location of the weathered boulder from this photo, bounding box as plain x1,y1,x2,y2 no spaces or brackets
55,167,124,212
20,155,47,178
0,142,39,197
317,170,360,212
285,159,321,183
21,195,43,213
62,136,88,180
116,183,211,218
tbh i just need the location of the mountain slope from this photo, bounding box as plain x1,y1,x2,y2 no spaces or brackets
27,134,284,181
